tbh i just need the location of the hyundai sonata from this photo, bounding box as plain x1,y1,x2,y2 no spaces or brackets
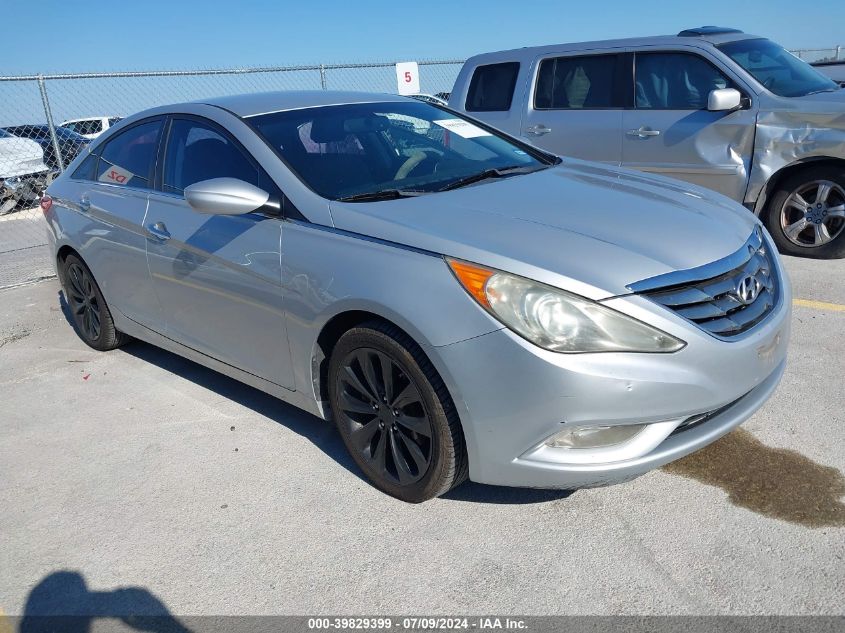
43,92,790,502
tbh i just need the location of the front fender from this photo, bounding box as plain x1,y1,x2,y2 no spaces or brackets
280,221,502,405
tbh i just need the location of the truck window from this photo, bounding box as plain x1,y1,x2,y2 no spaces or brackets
534,54,621,109
635,52,734,110
465,62,520,112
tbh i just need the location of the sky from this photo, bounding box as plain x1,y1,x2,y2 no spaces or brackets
2,0,844,75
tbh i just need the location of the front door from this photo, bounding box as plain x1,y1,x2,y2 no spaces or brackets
145,116,294,388
621,51,757,200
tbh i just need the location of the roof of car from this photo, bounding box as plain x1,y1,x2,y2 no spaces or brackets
463,30,761,63
201,90,410,118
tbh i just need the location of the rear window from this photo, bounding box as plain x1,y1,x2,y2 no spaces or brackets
465,62,520,112
535,54,621,109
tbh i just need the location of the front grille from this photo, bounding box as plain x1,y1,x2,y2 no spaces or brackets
634,228,778,338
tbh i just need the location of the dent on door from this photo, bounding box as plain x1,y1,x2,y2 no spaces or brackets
622,109,757,200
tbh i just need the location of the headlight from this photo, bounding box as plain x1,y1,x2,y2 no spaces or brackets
447,258,685,353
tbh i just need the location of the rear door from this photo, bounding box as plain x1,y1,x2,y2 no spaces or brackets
65,118,165,330
461,61,523,135
144,115,294,388
621,50,757,200
520,52,626,163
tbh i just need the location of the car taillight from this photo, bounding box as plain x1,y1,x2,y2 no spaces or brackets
40,195,52,213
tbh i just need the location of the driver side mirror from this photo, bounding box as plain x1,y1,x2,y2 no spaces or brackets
184,177,279,215
707,88,744,112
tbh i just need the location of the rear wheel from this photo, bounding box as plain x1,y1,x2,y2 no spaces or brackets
328,321,468,503
764,166,845,259
60,254,129,351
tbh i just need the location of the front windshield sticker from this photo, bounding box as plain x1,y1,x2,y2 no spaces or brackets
98,164,132,185
432,119,492,139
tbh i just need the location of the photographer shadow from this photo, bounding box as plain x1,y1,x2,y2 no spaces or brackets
19,570,191,633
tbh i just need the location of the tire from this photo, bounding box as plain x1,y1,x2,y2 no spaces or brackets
60,253,129,351
764,165,845,259
328,321,468,502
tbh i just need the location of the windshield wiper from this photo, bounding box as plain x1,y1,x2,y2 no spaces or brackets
337,189,428,202
805,87,840,95
438,165,544,192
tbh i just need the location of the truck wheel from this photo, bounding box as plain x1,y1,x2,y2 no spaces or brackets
764,166,845,259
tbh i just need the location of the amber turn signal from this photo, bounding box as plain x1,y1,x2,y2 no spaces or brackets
446,258,495,308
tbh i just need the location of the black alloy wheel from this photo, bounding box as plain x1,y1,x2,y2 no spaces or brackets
336,346,434,486
328,322,467,502
60,254,129,351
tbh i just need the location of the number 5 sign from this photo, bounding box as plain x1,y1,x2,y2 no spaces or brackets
395,61,420,96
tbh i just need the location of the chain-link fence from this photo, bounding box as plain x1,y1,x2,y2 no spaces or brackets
792,46,843,63
0,46,841,289
0,60,462,289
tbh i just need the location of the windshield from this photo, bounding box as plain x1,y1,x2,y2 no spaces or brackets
248,101,553,200
719,38,839,97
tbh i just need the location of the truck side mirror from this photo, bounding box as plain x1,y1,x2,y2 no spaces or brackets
707,88,744,112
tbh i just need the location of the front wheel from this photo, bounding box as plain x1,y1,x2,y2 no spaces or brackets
328,321,468,502
764,166,845,259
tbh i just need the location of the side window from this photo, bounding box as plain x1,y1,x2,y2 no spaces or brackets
465,62,520,112
71,151,99,181
97,119,163,189
163,118,260,194
635,52,734,110
535,54,620,109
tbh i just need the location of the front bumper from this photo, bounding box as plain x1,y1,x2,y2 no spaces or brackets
430,253,791,489
1,170,51,203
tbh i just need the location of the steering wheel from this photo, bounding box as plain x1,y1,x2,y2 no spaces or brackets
763,76,776,90
394,149,439,180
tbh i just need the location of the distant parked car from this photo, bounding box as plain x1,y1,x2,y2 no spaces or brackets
4,124,90,171
449,27,845,258
812,61,845,88
0,128,49,214
61,116,122,139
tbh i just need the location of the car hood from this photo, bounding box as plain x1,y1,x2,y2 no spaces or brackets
328,160,758,299
764,87,845,117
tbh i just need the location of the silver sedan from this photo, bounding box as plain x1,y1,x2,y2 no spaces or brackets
44,91,790,502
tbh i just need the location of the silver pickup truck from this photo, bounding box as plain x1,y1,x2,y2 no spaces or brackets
449,27,845,258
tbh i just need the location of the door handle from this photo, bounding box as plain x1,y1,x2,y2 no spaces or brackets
147,221,171,242
78,195,90,212
524,124,552,136
627,127,661,138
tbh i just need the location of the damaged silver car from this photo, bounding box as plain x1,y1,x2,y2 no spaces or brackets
450,26,845,258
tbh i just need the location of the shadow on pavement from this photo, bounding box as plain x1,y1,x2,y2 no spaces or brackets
19,570,191,632
121,337,366,482
441,482,574,505
56,289,577,507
